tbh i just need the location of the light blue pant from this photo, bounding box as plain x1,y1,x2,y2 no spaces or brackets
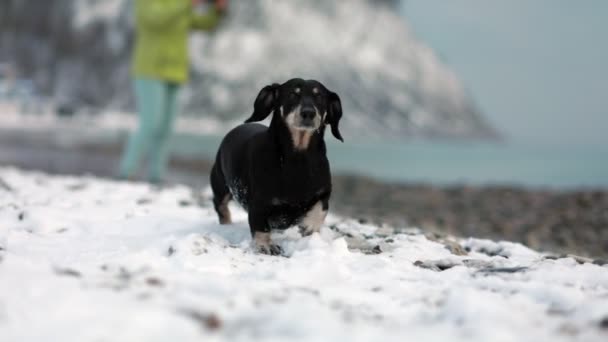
119,78,179,183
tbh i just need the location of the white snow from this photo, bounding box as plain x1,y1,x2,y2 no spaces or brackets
0,167,607,341
73,0,125,30
0,101,238,138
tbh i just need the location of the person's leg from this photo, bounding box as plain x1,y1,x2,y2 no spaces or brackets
148,82,180,183
118,78,165,179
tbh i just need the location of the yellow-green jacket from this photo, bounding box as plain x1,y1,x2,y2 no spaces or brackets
132,0,222,84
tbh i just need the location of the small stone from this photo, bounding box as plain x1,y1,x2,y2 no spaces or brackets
599,317,608,329
565,254,594,265
205,314,222,331
425,232,443,241
478,266,528,274
178,200,192,207
145,277,165,287
593,259,608,266
0,177,14,192
136,198,151,205
53,267,82,278
444,241,468,256
414,260,439,271
547,306,572,316
344,237,371,251
66,183,87,191
462,259,493,269
118,267,131,281
558,323,579,336
180,309,222,331
167,246,176,257
414,259,459,272
478,246,504,257
375,226,394,237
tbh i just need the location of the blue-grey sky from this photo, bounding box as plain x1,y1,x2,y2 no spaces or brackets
404,0,608,146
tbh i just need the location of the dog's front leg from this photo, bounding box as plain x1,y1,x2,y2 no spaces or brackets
248,210,282,256
299,192,330,236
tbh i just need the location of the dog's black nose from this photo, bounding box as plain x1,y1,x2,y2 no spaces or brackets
300,108,316,121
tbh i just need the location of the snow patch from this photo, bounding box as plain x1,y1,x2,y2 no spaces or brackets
0,167,607,341
73,0,125,30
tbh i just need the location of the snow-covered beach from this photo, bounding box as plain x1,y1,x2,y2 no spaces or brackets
1,110,607,259
1,167,607,341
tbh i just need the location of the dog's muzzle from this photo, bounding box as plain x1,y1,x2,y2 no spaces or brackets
299,106,317,128
284,104,321,131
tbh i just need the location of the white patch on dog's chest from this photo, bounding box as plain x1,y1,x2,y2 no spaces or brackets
289,129,313,150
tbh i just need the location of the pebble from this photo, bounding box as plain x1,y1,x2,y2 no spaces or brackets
145,277,165,287
180,309,222,331
53,267,82,278
414,259,460,272
478,266,528,274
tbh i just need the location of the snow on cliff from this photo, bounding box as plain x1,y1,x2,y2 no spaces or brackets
0,168,606,341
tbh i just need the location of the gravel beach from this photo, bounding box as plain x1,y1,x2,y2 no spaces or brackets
331,175,608,258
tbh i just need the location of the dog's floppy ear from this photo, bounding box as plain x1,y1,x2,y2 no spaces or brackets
326,91,344,142
244,83,280,123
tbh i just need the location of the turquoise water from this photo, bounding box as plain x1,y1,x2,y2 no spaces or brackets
172,134,608,189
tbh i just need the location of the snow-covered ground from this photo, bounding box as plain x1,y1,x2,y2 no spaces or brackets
0,167,607,342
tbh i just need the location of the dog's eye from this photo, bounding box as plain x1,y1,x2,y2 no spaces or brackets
312,88,322,99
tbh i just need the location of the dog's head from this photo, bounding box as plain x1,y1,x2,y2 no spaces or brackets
244,78,344,143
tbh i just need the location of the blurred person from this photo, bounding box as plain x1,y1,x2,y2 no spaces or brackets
119,0,227,183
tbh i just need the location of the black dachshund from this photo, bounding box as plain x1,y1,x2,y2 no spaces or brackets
210,78,343,255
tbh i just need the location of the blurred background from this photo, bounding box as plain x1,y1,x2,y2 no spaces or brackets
0,0,606,257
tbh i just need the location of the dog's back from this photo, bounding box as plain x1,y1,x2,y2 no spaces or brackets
215,123,266,182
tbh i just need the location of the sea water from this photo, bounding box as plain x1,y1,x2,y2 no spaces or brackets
172,134,608,189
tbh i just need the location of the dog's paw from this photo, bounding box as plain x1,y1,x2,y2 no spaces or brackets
253,232,283,256
257,244,283,256
299,226,311,237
